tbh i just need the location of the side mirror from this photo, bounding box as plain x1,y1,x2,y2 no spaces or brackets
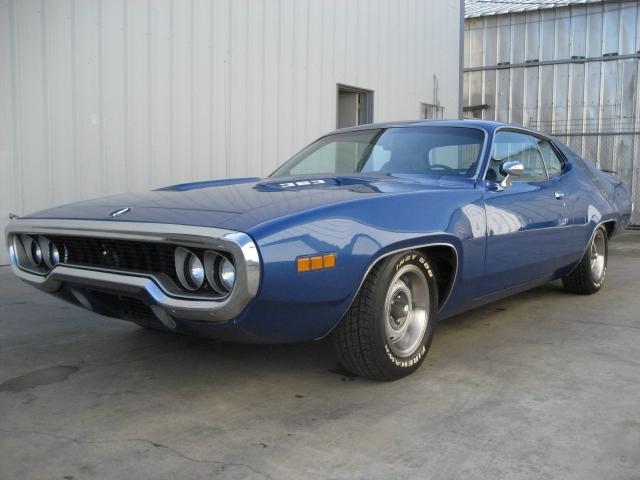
498,161,524,188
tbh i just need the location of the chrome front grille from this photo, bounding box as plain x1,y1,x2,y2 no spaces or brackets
6,220,261,322
46,235,218,294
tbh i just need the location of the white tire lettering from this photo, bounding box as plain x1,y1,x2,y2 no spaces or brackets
384,344,427,369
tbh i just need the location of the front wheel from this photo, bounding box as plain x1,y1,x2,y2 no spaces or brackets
562,226,608,294
332,250,438,381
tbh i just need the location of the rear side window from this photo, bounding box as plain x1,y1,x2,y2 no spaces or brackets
538,141,566,178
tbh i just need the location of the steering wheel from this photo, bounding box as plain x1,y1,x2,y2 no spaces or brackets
428,163,458,174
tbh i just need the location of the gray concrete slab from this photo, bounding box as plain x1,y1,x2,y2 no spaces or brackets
1,233,639,480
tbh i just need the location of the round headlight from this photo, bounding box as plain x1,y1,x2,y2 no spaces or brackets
50,244,60,265
21,235,43,267
175,247,205,291
220,258,236,291
32,241,43,265
38,236,60,268
188,254,205,288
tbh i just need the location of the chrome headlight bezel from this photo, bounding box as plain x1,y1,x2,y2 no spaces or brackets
21,234,43,267
174,247,206,291
38,235,60,268
13,234,54,274
176,247,236,295
203,250,236,294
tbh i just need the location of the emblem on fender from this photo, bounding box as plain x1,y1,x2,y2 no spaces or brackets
109,207,131,218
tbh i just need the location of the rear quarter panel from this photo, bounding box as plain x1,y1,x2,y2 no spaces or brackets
557,143,632,235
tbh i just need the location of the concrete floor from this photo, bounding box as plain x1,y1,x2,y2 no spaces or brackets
1,233,639,480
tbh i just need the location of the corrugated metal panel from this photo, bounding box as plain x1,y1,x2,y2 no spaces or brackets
465,0,602,18
0,0,462,265
464,0,640,225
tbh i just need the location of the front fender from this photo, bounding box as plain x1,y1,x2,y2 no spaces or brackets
226,191,485,342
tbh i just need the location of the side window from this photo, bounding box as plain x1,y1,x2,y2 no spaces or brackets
486,131,548,182
538,140,566,178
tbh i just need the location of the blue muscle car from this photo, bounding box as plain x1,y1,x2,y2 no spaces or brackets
6,120,633,380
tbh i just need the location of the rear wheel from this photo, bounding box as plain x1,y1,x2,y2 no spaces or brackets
332,250,438,381
562,226,608,294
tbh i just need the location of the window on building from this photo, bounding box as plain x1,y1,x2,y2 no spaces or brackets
465,109,483,119
463,104,488,120
420,103,444,120
337,85,374,129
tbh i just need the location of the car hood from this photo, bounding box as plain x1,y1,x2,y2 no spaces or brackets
23,175,475,232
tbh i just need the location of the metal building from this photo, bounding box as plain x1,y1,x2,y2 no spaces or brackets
0,0,464,265
464,0,640,225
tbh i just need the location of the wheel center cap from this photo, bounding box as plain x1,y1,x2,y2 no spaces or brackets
390,290,411,328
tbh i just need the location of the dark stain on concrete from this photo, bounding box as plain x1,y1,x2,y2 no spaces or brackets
0,365,80,393
328,365,358,381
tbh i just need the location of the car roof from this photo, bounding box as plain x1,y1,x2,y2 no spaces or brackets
324,120,564,153
330,119,526,135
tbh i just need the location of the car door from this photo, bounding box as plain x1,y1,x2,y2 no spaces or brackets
480,130,574,295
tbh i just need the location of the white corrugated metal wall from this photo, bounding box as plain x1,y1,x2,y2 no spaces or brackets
463,1,640,225
0,0,463,265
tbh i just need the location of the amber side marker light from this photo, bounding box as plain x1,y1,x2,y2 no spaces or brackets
297,253,336,272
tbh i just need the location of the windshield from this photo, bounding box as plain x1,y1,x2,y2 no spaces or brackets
271,126,485,178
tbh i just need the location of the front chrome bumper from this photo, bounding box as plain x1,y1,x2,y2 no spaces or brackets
5,219,261,322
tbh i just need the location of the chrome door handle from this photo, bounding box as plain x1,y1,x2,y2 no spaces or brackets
554,192,565,200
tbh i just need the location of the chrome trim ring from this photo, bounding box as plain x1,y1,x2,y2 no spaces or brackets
174,247,205,291
5,219,261,322
590,228,606,283
204,250,229,294
21,234,42,268
38,235,60,269
383,264,430,358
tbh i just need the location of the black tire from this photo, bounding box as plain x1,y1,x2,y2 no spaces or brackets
562,226,608,295
332,250,438,381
